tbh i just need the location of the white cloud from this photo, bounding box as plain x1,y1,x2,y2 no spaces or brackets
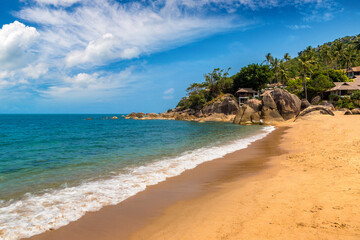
0,0,340,104
22,63,48,79
66,33,141,67
41,67,135,101
163,87,175,99
18,0,244,68
163,88,175,95
288,24,311,30
0,21,39,70
32,0,80,7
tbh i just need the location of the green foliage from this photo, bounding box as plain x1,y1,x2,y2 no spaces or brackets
188,92,207,110
329,94,340,101
177,68,232,110
286,77,305,97
218,77,233,94
351,90,360,100
336,96,355,109
327,69,351,82
308,74,334,99
176,97,191,110
203,68,231,99
232,64,273,92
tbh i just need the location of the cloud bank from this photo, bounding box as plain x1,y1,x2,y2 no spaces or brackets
0,0,340,110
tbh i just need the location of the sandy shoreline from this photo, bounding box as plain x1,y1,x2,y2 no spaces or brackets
28,112,360,240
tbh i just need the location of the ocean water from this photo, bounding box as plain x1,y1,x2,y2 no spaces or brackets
0,114,274,239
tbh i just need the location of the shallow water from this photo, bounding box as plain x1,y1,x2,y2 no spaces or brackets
0,114,273,239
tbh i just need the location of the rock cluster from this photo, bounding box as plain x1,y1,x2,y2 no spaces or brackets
125,89,311,125
234,89,301,125
124,94,239,122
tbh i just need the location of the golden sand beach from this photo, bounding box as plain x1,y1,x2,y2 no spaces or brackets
29,112,360,240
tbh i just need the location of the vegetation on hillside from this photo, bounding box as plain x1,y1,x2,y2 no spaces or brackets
177,34,360,110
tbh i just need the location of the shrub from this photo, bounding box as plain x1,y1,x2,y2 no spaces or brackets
351,90,360,100
336,96,355,109
329,94,340,101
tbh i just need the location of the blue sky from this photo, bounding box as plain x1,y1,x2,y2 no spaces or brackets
0,0,359,114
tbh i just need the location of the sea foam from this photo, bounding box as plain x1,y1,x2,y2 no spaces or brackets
0,126,275,240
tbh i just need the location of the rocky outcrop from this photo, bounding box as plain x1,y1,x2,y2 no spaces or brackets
270,89,301,120
246,99,262,112
202,94,240,116
262,91,277,109
125,89,302,125
311,96,321,105
301,99,311,111
295,105,335,121
319,101,335,111
260,106,284,123
233,105,261,125
351,108,360,115
125,112,146,119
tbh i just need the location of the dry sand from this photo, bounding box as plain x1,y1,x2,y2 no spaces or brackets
28,112,360,240
131,112,360,240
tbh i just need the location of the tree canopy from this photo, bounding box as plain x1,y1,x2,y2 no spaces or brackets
232,64,273,92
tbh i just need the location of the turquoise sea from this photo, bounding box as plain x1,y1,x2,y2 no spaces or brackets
0,114,274,239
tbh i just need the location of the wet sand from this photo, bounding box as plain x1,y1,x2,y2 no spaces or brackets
131,113,360,240
27,127,286,240
28,112,360,240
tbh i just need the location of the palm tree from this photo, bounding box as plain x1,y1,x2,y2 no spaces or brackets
264,53,273,65
279,60,289,84
353,38,360,52
344,46,357,69
320,44,332,82
283,53,291,62
298,48,315,100
332,40,345,69
271,57,280,83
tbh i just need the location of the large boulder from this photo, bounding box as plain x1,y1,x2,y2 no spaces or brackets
311,96,321,105
246,99,262,112
270,89,301,120
261,106,284,123
202,94,240,116
262,91,277,109
344,110,353,115
233,105,261,125
301,99,311,111
351,108,360,115
319,101,335,111
295,105,335,121
203,113,235,122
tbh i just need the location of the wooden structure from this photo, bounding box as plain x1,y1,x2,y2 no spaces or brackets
235,88,258,105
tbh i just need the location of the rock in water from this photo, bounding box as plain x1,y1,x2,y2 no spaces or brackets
202,94,240,116
270,89,301,120
301,99,311,111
